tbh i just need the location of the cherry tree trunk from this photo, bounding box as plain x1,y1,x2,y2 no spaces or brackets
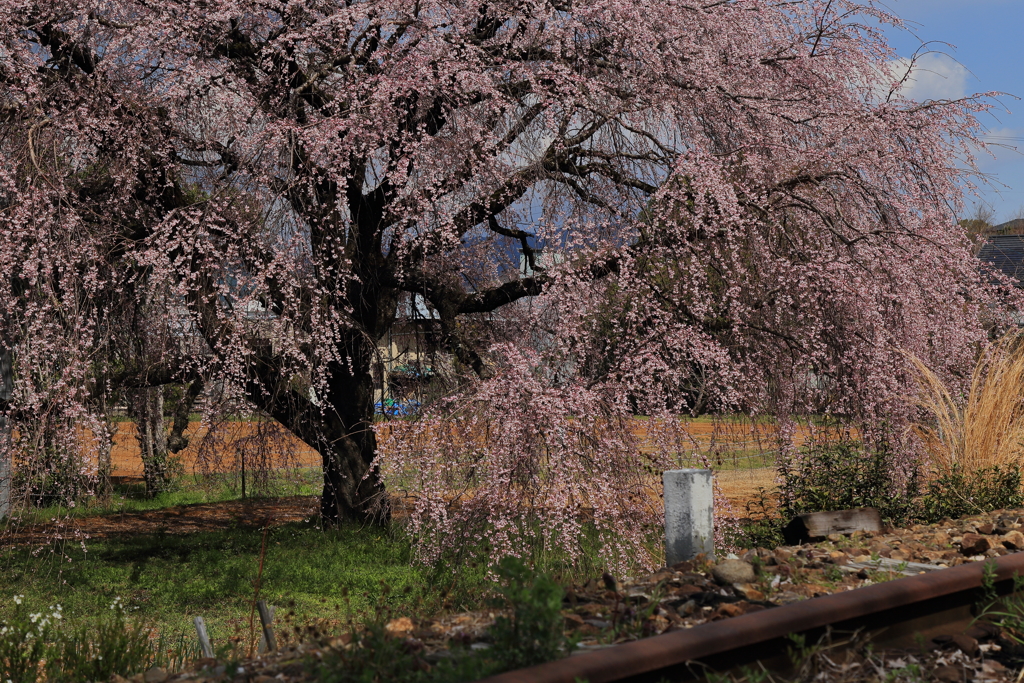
316,338,388,526
127,387,170,497
0,347,12,518
95,418,114,499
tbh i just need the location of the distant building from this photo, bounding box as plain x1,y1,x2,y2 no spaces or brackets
977,235,1024,286
373,293,443,414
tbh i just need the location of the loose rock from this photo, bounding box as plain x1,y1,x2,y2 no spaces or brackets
711,559,756,585
960,533,991,556
144,667,169,683
1002,530,1024,550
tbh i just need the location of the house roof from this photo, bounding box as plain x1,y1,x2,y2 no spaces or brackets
978,235,1024,285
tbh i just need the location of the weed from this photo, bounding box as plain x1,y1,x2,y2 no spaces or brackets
315,619,493,683
490,557,575,669
0,596,199,683
313,558,573,683
46,598,155,682
974,561,1024,644
910,333,1024,473
0,596,55,683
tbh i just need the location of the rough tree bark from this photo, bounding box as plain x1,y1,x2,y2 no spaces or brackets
0,347,12,519
127,386,170,497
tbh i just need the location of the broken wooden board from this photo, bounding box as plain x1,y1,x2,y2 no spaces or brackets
782,507,882,545
839,557,941,576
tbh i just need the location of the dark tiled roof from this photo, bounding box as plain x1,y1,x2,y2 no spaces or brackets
978,235,1024,285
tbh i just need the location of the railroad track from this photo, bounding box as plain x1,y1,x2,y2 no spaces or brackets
479,551,1024,683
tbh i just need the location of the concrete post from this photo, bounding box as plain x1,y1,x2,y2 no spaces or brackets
663,469,714,565
0,347,12,519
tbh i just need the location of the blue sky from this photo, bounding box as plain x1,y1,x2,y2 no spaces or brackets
882,0,1024,223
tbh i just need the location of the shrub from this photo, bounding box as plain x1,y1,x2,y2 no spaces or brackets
730,440,1024,549
778,439,920,526
918,464,1024,523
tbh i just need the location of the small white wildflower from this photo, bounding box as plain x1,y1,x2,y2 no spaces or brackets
12,595,22,605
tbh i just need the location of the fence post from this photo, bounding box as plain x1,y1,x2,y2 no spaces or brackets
663,469,715,566
257,600,277,653
194,616,214,659
257,603,276,654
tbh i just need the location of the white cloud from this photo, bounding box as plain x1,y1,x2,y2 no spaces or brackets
889,52,970,101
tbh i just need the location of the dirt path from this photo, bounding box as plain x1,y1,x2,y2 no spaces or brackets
2,469,779,547
716,468,777,514
0,496,321,548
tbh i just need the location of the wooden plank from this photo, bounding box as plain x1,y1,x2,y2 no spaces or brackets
782,508,881,544
841,558,941,576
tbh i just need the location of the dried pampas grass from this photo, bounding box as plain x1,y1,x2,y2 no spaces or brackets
909,333,1024,473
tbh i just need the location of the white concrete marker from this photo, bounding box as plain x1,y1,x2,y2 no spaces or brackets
663,469,714,565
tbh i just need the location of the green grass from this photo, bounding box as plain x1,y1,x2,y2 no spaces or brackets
0,519,489,654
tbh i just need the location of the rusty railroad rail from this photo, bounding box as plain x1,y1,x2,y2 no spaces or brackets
479,551,1024,683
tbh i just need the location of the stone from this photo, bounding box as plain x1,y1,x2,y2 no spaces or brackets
1002,530,1024,550
563,613,585,627
385,617,414,635
712,603,745,619
983,660,1008,674
950,634,979,657
643,614,670,636
734,583,765,601
774,548,793,562
670,583,702,598
977,522,995,535
644,571,675,584
663,469,715,564
712,559,756,585
144,668,169,683
932,665,962,683
828,551,849,564
960,533,991,555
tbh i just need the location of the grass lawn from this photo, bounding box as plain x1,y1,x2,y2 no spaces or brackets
0,470,502,657
0,516,491,656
